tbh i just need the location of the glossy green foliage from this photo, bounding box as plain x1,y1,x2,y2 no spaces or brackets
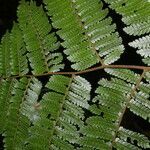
0,79,16,133
104,0,150,36
17,1,64,74
44,0,124,70
1,78,31,150
103,0,150,67
24,75,91,149
0,0,150,150
129,35,150,65
0,25,28,77
0,73,150,149
80,69,150,149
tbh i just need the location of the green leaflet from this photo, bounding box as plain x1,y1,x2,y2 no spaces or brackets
0,79,16,133
25,75,91,150
104,0,150,36
0,77,42,150
17,1,64,74
105,69,150,122
104,0,150,67
104,68,140,83
129,35,150,66
0,72,149,150
10,23,29,76
20,77,42,123
0,32,11,77
0,24,28,77
0,0,150,150
2,78,30,150
80,69,150,150
44,0,124,70
118,127,150,149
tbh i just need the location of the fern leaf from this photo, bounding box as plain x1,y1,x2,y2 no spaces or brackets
142,58,150,65
0,32,11,77
20,77,42,123
0,79,16,133
118,127,150,149
113,138,141,150
145,72,150,82
129,82,150,122
105,69,150,122
0,1,150,150
25,75,91,149
10,23,29,75
105,68,140,83
0,24,28,77
3,78,31,150
17,1,64,74
104,0,150,36
124,21,150,36
79,69,150,149
129,35,150,66
43,0,124,70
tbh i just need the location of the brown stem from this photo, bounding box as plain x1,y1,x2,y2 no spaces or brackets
1,64,150,79
103,65,150,71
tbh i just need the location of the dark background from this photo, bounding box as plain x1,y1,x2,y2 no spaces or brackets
0,0,149,149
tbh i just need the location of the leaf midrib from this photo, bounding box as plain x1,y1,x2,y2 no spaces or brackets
110,70,146,149
48,75,74,148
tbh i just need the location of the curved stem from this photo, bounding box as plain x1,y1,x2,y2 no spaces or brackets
1,64,150,79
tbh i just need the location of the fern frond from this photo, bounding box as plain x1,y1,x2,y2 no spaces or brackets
129,82,150,122
117,127,150,149
106,69,150,122
105,68,140,83
129,35,150,66
104,0,150,36
20,77,42,123
25,75,91,149
0,24,28,77
10,23,29,75
0,79,16,133
17,1,64,74
43,0,124,70
79,69,150,149
145,72,150,82
3,78,31,150
0,32,11,77
0,1,150,149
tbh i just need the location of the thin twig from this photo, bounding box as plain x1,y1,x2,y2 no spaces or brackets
1,64,150,79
